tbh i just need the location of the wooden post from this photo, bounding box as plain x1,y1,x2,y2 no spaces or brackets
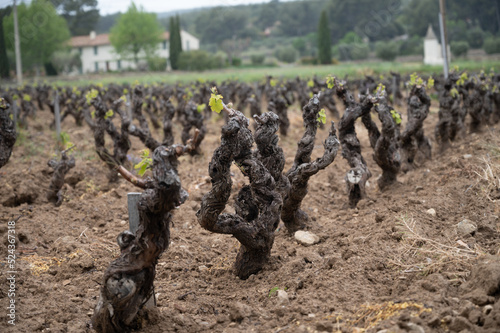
54,91,61,141
127,192,156,307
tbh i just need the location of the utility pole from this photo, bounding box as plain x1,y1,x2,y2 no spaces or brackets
13,0,23,86
439,0,449,79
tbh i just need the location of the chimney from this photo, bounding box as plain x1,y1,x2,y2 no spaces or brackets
90,31,96,40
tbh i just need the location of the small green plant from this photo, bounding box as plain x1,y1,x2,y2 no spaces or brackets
376,83,386,95
197,104,206,113
59,132,74,150
326,75,335,89
104,109,114,120
457,72,468,86
307,79,314,88
427,77,435,89
390,110,402,125
209,87,224,113
268,286,287,297
23,94,31,102
134,149,153,176
317,108,326,125
85,89,99,105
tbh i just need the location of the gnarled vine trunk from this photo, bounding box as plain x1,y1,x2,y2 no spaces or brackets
197,108,282,279
400,86,431,173
282,95,340,232
92,143,192,333
0,98,16,169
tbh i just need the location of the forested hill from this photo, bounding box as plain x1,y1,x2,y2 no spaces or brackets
93,0,499,45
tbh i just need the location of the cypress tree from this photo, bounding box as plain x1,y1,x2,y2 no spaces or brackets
317,10,332,65
175,15,183,53
169,15,183,70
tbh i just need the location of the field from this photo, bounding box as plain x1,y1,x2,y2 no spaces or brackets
8,59,499,87
1,76,500,333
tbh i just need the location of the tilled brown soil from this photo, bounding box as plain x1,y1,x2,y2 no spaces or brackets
0,101,499,333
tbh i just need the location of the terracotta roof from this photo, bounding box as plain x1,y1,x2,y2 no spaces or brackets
70,31,170,48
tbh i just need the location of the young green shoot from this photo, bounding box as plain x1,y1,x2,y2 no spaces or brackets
134,149,153,176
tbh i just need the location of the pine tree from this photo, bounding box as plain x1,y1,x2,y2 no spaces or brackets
317,10,332,65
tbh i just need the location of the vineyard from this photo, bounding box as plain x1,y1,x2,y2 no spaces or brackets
1,70,500,333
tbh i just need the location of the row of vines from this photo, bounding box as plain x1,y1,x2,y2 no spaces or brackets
1,68,499,332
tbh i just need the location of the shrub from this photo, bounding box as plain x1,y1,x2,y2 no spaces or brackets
336,43,369,61
147,57,167,71
250,54,265,65
274,46,297,63
483,37,500,55
177,50,224,71
375,41,399,61
450,41,469,57
300,57,318,65
231,57,242,67
466,26,484,49
398,36,423,56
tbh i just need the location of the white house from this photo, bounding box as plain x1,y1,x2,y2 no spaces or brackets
70,30,200,73
423,24,450,65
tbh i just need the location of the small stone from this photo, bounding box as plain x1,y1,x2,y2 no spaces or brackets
229,302,252,322
426,208,436,217
483,305,493,315
449,316,473,332
294,231,320,246
198,265,208,272
276,290,289,305
120,220,127,225
456,219,477,236
63,279,71,286
415,186,424,193
463,154,473,159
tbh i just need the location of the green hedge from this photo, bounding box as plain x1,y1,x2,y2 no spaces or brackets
483,37,500,55
178,50,225,71
450,41,469,57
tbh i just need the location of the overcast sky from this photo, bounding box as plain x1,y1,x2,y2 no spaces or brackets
99,0,275,15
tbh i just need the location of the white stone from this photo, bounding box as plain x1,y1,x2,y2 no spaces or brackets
276,290,289,305
426,208,436,217
456,219,477,236
294,231,320,246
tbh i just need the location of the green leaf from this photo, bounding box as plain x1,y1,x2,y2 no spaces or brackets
134,149,153,176
268,287,280,297
427,77,435,90
269,79,277,87
390,109,402,125
326,76,334,89
376,83,386,95
307,79,314,88
317,108,326,125
450,88,459,98
209,87,224,113
197,104,206,113
85,89,99,105
91,110,96,119
105,109,114,120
